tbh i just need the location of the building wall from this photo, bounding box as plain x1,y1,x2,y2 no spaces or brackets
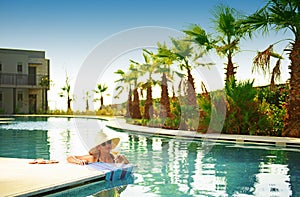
0,88,13,113
0,48,50,114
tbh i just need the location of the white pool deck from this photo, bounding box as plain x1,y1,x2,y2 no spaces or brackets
0,158,105,197
1,115,300,196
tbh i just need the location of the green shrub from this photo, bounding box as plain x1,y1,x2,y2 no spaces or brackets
148,117,164,128
257,84,288,107
256,101,285,136
223,79,274,135
164,117,180,129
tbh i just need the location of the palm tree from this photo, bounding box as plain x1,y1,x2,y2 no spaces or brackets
170,38,198,107
59,74,72,112
83,91,91,112
114,69,133,118
156,43,176,119
242,0,300,137
170,37,215,131
184,5,249,83
128,63,142,119
94,84,108,110
132,50,158,119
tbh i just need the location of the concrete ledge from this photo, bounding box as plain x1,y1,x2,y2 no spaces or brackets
0,158,105,197
106,118,300,148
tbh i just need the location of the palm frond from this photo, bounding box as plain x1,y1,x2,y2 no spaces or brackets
270,51,284,59
271,58,281,82
192,50,206,61
143,53,150,64
196,62,216,67
242,0,300,35
215,39,240,56
201,81,208,94
114,86,124,99
143,48,153,55
242,4,270,34
173,71,185,78
183,24,213,50
252,45,273,75
114,78,124,83
114,69,125,75
171,37,194,61
129,59,140,65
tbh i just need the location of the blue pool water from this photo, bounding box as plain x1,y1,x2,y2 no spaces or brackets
0,117,299,196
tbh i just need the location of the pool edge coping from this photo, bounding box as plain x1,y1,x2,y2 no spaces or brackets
4,114,300,147
105,117,300,148
5,114,300,148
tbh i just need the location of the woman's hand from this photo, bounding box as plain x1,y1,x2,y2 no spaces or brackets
114,154,129,164
77,159,88,165
67,155,90,165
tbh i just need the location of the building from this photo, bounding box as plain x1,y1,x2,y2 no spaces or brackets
0,48,50,114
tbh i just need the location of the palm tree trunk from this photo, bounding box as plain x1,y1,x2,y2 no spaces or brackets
172,84,176,100
160,73,171,118
125,88,132,118
283,36,300,137
86,99,89,111
67,95,71,112
144,84,153,119
99,96,103,110
181,67,199,131
132,87,142,119
186,68,198,107
226,53,236,83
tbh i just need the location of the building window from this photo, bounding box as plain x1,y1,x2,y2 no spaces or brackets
17,63,23,72
17,92,23,107
0,62,2,72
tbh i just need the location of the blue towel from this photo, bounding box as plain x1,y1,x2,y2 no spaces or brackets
88,162,134,181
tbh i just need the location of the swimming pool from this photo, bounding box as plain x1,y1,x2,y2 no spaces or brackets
0,117,299,196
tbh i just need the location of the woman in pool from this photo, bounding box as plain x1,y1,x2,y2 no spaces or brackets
67,130,129,165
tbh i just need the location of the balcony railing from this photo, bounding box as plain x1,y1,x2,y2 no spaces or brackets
0,73,49,88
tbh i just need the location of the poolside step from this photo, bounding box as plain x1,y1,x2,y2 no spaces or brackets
0,121,13,124
0,118,15,124
0,118,15,121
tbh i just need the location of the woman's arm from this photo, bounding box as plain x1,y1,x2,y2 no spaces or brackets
67,155,94,165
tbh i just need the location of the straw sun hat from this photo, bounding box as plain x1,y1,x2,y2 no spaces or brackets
88,129,120,154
